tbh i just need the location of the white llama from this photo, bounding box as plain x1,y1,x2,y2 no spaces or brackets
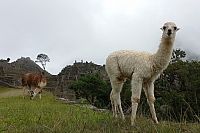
106,22,179,125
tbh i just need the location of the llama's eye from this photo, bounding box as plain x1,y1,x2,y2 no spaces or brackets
163,26,166,30
174,27,177,30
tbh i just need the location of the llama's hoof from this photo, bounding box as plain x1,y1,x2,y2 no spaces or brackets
154,121,159,124
30,95,34,100
31,97,34,100
114,114,118,118
121,116,125,121
131,123,136,128
131,120,136,127
152,118,159,124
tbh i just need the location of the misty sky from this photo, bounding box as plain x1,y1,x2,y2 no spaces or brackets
0,0,200,74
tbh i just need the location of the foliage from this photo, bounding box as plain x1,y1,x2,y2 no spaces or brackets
69,74,111,108
35,53,50,70
154,59,200,122
171,48,186,63
6,58,10,62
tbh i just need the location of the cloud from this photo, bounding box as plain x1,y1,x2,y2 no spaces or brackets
0,0,200,74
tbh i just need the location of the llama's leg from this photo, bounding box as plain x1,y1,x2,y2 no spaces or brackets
131,74,143,126
31,87,41,99
143,82,158,124
38,91,42,99
110,89,117,117
23,86,26,99
31,91,36,100
39,93,41,99
28,86,33,97
110,79,125,119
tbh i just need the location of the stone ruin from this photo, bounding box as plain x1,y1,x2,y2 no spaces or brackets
53,60,108,100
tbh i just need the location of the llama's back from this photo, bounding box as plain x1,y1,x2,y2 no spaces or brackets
108,50,152,57
106,50,153,78
106,50,152,66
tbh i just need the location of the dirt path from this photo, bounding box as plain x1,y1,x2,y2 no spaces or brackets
0,88,23,98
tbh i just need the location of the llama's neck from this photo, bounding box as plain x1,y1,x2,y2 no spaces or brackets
152,37,175,70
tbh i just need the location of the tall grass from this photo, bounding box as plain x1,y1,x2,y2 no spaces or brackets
0,91,199,133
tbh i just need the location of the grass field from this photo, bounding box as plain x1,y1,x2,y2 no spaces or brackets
0,87,13,93
0,87,199,133
0,87,23,98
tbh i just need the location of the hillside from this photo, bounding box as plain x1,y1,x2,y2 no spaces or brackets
0,58,107,100
0,58,108,102
0,57,50,87
0,87,199,133
54,60,107,99
0,57,47,76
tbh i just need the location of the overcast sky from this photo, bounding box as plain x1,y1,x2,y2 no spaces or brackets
0,0,200,74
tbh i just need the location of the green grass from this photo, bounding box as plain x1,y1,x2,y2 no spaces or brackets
0,86,12,93
0,88,199,133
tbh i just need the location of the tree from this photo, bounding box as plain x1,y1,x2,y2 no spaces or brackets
6,58,10,62
69,74,111,108
171,49,186,63
35,54,50,70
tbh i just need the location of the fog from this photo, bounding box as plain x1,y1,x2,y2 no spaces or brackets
0,0,199,74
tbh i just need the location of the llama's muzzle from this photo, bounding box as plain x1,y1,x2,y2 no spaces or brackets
167,29,172,36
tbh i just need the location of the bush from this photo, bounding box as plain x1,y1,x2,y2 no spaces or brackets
69,74,111,108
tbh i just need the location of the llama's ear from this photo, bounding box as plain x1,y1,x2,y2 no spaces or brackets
176,28,180,31
160,27,163,31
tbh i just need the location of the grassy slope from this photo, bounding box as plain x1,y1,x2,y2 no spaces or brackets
0,88,199,133
0,87,13,93
0,87,22,98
